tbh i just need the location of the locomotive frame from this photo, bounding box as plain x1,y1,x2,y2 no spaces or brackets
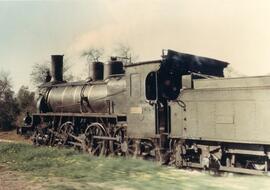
31,50,270,175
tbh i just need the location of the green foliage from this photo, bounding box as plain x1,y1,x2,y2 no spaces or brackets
1,143,269,190
0,143,76,170
17,85,35,111
16,85,36,127
30,60,74,86
30,62,50,86
0,70,11,98
0,71,20,130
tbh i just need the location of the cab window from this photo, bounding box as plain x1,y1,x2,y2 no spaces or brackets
145,71,157,100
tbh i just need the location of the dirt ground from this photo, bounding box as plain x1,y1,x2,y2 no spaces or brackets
0,130,34,189
0,165,45,190
0,164,111,190
0,130,31,144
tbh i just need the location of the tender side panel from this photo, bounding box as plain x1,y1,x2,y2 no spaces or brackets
194,75,270,89
215,101,235,140
170,87,270,144
169,101,184,137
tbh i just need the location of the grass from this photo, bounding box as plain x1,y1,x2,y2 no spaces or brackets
0,143,270,190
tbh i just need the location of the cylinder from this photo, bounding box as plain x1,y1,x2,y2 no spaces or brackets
51,55,64,83
89,62,104,81
103,57,124,79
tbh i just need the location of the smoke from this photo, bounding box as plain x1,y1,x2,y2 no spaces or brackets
66,0,270,79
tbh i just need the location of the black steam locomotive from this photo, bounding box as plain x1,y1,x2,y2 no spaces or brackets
32,50,270,175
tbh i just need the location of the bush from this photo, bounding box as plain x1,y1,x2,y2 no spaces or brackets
0,71,20,130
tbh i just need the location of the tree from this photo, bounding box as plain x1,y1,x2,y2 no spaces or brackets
113,43,139,62
30,59,74,86
30,62,50,86
0,71,20,130
81,47,104,63
16,86,36,128
81,45,138,65
17,86,35,112
0,70,11,100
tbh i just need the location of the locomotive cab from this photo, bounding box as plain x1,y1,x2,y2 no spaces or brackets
125,60,161,138
125,50,228,161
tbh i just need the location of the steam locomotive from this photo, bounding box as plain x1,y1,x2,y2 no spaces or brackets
32,49,270,175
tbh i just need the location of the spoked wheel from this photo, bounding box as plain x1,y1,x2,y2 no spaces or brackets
57,122,74,147
32,124,50,146
112,139,136,156
84,123,108,156
124,138,136,157
112,127,135,157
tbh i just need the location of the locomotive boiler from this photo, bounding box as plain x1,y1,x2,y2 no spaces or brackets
31,49,270,175
38,56,126,114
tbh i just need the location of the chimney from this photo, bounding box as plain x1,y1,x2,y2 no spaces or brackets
51,55,64,83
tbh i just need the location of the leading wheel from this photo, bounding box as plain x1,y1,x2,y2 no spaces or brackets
32,123,50,146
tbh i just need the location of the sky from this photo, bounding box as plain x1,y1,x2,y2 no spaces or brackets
1,0,270,91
